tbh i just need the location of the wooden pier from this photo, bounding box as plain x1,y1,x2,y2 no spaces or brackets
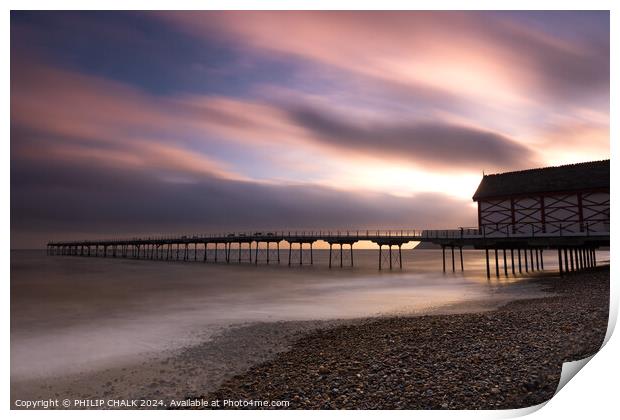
47,224,608,277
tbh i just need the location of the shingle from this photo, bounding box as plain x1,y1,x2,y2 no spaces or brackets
472,160,610,200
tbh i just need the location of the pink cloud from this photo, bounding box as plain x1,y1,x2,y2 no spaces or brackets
158,11,607,108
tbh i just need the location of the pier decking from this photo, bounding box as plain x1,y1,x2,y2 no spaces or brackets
48,223,608,278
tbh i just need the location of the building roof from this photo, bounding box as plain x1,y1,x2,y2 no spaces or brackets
472,160,610,200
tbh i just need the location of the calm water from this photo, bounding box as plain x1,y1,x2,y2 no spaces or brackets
11,248,607,381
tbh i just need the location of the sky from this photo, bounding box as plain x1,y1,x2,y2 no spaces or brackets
10,11,609,248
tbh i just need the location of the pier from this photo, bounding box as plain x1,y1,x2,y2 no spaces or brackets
47,223,608,277
46,162,610,278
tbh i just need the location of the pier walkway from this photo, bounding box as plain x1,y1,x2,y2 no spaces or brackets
48,222,608,278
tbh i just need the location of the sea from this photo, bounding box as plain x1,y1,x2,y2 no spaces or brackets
11,247,608,383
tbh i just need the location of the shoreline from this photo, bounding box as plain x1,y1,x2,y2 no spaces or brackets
10,268,608,409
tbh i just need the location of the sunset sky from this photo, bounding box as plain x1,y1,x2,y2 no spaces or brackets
10,11,609,247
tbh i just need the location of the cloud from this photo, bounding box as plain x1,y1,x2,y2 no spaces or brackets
11,58,532,178
10,11,609,247
287,105,535,171
11,156,475,247
158,11,609,107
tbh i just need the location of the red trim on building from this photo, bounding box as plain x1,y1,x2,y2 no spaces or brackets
510,197,516,234
477,202,482,235
540,195,546,233
577,192,584,232
472,187,609,202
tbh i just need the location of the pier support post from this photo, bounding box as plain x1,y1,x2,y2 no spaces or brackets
569,248,574,272
398,244,402,269
300,243,303,266
575,248,580,271
495,249,499,277
540,249,544,270
255,242,259,265
442,246,446,273
389,246,393,270
311,242,314,265
329,244,333,268
518,249,522,273
351,244,355,267
451,246,455,273
582,248,586,269
510,249,515,275
485,248,490,279
503,249,508,276
288,242,292,266
564,248,569,273
524,248,529,272
584,248,588,269
535,248,539,271
582,248,587,269
583,248,587,270
379,245,382,270
459,246,464,271
277,242,280,264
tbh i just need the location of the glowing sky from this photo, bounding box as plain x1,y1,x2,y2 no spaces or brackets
10,11,609,247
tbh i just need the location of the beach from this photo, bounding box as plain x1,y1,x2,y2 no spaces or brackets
10,251,609,409
207,267,609,409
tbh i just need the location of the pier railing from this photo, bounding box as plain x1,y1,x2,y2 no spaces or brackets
48,221,610,246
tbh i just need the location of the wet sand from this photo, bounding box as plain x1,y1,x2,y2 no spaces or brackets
12,277,557,408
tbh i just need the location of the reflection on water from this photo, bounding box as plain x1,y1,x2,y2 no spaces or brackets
11,248,608,380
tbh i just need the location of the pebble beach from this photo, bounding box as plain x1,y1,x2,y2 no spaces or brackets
207,267,609,409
